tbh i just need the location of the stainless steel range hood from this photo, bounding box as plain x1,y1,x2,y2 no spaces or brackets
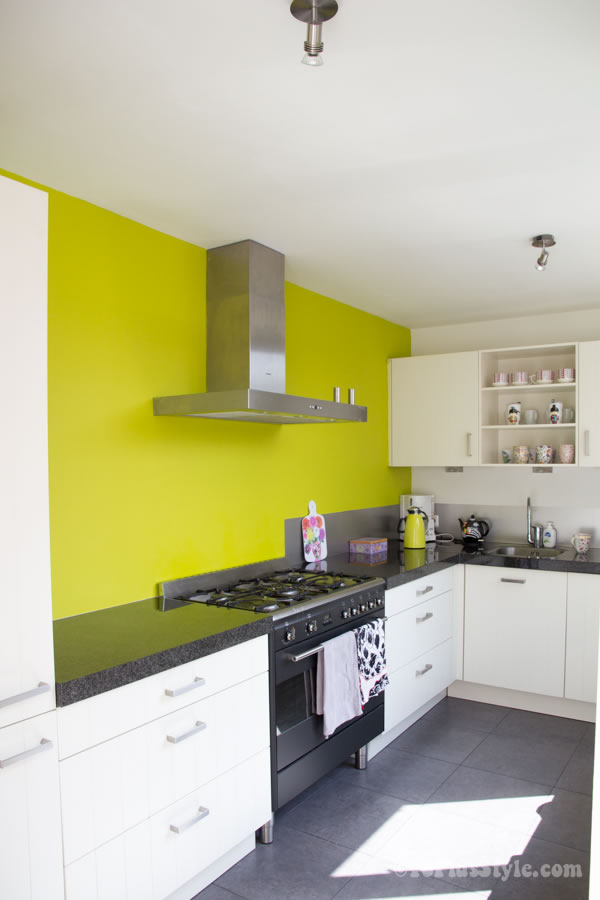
153,240,367,424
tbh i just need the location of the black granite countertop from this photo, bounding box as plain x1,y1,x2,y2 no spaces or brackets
53,598,271,706
54,540,600,707
328,540,600,587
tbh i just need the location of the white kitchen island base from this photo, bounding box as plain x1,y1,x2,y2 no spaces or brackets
448,680,595,723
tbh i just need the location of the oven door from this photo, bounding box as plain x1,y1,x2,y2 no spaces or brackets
274,622,383,772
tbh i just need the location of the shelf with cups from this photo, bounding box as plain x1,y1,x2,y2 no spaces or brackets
480,425,577,466
482,383,576,392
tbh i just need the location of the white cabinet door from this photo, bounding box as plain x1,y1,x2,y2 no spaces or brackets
464,567,567,697
0,711,64,900
389,351,479,466
0,176,54,728
565,573,600,703
578,341,600,466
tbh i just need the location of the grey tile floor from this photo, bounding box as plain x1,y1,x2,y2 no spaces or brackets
195,698,593,900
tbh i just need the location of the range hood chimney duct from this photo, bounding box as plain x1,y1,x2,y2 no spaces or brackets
153,240,367,424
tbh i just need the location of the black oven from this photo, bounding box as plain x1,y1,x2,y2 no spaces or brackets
270,581,386,812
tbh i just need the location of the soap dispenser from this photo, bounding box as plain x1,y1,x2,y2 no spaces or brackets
542,522,557,548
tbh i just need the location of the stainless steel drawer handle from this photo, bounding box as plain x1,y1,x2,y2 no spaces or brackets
416,664,433,677
169,806,210,834
416,611,434,624
0,738,52,768
501,578,526,585
416,586,433,596
466,432,473,457
0,682,50,709
167,721,207,744
164,676,206,697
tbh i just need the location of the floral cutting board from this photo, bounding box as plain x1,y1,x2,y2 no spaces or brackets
302,500,327,562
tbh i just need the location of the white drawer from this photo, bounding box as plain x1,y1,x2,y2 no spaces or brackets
64,748,272,900
60,671,270,865
386,589,453,673
384,638,455,731
58,635,268,758
385,567,455,617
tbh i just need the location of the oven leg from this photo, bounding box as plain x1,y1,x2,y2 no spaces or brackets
257,814,274,844
355,745,368,770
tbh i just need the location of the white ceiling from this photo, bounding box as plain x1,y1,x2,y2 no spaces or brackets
1,0,599,328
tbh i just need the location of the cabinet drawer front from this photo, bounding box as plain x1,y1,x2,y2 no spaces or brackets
61,672,269,865
386,567,455,617
0,711,64,900
58,635,268,758
64,749,271,900
464,567,567,697
384,638,455,731
387,590,453,672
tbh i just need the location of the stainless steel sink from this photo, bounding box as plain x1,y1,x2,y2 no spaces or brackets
488,545,564,559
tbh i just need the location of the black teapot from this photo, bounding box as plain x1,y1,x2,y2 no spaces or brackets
459,514,491,543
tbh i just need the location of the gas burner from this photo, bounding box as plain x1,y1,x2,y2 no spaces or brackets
272,586,301,598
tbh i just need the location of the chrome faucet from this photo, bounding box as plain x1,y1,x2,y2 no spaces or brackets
527,496,543,547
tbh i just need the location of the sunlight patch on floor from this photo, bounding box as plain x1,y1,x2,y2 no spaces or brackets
332,794,553,878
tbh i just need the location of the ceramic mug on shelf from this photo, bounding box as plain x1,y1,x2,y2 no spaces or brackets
501,448,512,464
524,409,538,425
510,371,528,385
493,372,509,386
513,445,529,464
528,447,536,463
546,400,563,424
559,443,575,464
558,367,575,383
571,533,592,554
505,402,521,425
529,370,554,384
536,444,553,464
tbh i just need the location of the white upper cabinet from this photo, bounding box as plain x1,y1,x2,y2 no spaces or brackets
577,340,600,467
0,175,54,728
389,351,479,466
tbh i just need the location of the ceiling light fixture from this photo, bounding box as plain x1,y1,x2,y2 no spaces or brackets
531,234,556,271
290,0,338,67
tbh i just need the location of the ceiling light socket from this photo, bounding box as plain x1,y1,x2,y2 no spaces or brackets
531,234,556,249
291,0,338,66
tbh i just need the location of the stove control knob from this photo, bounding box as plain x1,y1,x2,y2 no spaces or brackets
284,626,296,643
359,603,367,613
350,606,358,616
306,621,318,634
368,600,375,609
341,609,349,619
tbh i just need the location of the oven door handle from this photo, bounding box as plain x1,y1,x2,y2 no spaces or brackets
286,617,387,662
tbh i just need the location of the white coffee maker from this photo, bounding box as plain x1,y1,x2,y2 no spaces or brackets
399,494,436,543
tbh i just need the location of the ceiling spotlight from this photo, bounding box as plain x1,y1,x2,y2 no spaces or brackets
531,234,556,271
290,0,338,67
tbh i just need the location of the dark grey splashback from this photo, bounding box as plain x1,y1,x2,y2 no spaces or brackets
285,505,400,564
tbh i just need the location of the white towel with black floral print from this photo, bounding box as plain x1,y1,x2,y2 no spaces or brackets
316,631,363,738
354,618,389,705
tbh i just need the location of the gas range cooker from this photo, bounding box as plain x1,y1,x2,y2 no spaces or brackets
166,569,384,620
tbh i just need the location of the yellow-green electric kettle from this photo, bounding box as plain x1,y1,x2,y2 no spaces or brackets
403,506,429,549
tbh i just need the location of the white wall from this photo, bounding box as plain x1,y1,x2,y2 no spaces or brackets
412,308,600,355
411,308,600,545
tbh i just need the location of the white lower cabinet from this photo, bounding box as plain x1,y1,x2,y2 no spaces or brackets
64,749,271,900
382,569,456,738
60,636,271,900
464,567,567,697
565,572,600,703
0,711,64,900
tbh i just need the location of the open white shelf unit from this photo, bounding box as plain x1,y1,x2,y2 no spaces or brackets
479,343,578,466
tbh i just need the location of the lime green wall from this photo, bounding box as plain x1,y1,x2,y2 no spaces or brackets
2,170,411,619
